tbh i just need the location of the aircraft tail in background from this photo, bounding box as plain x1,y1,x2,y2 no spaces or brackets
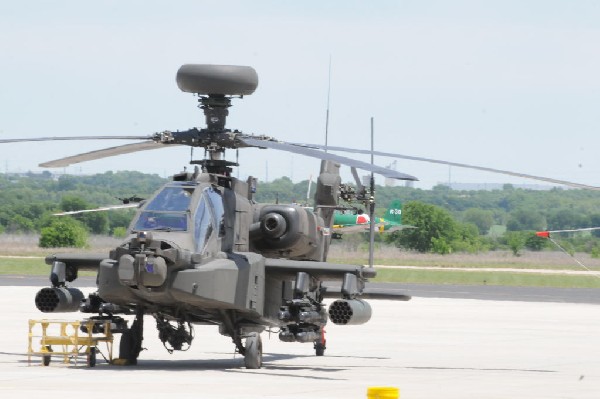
385,200,402,225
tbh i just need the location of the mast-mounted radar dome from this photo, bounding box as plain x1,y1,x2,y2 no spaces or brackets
176,64,258,96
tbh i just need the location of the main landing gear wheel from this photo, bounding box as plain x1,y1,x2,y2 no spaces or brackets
243,332,263,369
116,309,144,365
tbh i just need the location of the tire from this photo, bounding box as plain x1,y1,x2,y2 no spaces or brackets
42,345,52,366
42,355,51,366
243,333,262,369
87,347,96,367
315,342,325,357
118,330,137,365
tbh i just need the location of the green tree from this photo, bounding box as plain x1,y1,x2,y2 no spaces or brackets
389,201,462,253
60,195,90,212
39,217,88,248
546,208,586,230
7,214,36,233
451,222,486,253
462,208,494,235
505,231,526,256
523,231,549,251
108,209,136,232
83,212,110,235
57,175,77,191
506,208,546,232
112,226,128,238
590,214,600,238
59,195,109,234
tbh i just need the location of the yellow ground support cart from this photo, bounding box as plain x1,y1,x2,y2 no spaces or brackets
28,318,116,367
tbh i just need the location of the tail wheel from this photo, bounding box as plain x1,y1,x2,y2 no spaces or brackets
315,342,325,356
314,328,326,356
243,332,263,369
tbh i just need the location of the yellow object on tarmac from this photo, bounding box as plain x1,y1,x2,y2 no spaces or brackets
27,319,114,367
367,386,400,399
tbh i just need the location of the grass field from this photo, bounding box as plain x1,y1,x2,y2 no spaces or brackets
371,267,600,288
2,234,600,288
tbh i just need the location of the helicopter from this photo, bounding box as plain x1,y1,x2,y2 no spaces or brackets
3,65,421,369
3,64,598,369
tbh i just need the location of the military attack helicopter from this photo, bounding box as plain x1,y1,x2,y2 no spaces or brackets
3,64,598,369
3,65,421,369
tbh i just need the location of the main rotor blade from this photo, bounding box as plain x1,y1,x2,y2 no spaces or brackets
239,137,418,181
53,203,140,215
39,141,167,168
292,143,600,190
0,135,151,144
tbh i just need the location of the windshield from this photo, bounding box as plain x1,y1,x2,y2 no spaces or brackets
194,187,225,252
145,186,194,211
133,185,194,232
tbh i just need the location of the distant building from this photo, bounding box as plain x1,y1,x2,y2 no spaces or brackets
440,182,564,191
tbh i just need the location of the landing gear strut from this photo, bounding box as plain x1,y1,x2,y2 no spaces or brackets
219,310,264,369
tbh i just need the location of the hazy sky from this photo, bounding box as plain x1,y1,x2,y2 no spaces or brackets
1,1,600,189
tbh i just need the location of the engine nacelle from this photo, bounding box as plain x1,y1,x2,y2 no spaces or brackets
35,287,84,313
328,299,372,325
250,204,326,260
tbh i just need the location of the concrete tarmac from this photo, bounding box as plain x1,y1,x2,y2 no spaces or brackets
1,286,600,398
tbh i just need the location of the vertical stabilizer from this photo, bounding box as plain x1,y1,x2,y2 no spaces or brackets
385,200,402,225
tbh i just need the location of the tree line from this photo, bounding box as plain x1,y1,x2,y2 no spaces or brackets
1,172,599,254
0,171,166,246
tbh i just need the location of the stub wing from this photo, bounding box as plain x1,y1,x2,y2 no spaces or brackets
45,253,108,271
321,285,411,301
264,259,411,300
264,258,376,280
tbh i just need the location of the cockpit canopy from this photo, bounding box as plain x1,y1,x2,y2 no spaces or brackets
133,184,194,232
131,182,224,253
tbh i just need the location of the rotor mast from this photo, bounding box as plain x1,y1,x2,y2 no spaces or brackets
176,64,259,175
197,94,231,168
199,94,231,133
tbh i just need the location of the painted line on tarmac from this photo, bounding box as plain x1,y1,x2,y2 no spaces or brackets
374,265,600,276
0,255,44,259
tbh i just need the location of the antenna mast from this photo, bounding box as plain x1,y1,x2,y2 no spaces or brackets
368,117,376,268
324,56,332,152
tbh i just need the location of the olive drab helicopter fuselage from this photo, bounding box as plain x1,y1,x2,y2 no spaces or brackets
37,159,395,368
